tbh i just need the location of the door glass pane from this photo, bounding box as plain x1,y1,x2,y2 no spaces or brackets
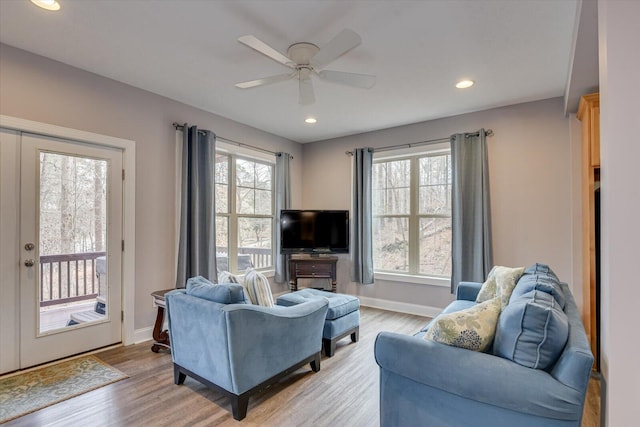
372,216,409,272
38,152,108,333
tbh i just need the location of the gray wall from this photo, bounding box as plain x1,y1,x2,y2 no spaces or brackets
301,97,573,309
0,44,302,330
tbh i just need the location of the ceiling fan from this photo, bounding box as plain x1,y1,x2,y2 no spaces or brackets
235,29,376,105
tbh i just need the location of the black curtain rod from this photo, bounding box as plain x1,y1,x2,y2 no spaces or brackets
173,123,291,158
345,129,494,156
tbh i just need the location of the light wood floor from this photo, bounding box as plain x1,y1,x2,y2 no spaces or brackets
6,307,600,426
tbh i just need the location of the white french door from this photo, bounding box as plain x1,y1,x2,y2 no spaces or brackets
1,131,123,370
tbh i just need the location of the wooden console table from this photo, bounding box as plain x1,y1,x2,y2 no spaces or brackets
289,256,338,293
151,289,173,352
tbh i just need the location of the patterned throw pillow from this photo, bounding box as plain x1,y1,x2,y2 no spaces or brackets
424,297,502,352
476,266,525,310
475,266,498,302
243,268,274,307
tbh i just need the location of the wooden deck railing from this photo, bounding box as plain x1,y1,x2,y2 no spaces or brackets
39,251,106,307
217,247,273,270
238,247,272,269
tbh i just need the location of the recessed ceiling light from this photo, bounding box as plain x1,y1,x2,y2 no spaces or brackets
30,0,61,11
456,80,474,89
305,117,317,124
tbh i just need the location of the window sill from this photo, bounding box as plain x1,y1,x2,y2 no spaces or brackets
374,272,450,287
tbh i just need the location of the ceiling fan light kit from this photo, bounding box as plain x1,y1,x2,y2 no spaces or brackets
236,29,375,105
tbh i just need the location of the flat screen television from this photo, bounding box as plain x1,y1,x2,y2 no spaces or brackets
280,210,349,254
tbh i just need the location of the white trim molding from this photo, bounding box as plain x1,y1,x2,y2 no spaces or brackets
357,295,442,318
374,272,450,287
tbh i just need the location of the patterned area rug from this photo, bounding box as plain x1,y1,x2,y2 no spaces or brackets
0,355,128,423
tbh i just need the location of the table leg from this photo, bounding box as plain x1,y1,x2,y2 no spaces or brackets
151,305,170,352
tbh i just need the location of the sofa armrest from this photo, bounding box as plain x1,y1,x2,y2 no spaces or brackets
375,332,586,421
456,281,483,301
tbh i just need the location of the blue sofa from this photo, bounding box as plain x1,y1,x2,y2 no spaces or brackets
375,267,594,427
166,282,329,421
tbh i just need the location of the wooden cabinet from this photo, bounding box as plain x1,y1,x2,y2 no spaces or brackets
577,92,599,364
289,256,338,292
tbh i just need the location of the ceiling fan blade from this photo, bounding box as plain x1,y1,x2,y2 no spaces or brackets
310,29,362,70
235,73,295,89
299,77,315,105
318,70,376,89
238,35,295,68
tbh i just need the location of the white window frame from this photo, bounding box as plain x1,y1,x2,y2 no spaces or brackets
215,142,276,275
372,142,451,287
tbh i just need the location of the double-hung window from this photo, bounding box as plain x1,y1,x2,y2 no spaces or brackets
372,145,452,282
215,150,274,273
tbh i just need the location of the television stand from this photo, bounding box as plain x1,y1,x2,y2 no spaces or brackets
289,256,338,293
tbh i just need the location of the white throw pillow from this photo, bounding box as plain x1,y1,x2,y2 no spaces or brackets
218,270,240,285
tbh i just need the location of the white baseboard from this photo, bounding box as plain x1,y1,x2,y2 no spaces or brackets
133,326,154,344
357,296,441,319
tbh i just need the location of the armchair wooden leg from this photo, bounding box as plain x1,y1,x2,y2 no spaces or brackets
174,364,186,385
310,352,321,372
231,395,250,421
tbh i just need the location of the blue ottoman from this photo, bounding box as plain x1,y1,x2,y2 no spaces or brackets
277,289,360,357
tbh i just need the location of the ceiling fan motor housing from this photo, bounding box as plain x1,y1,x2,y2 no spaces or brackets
287,43,319,66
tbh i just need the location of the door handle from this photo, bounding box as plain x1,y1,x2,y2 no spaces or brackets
24,259,35,267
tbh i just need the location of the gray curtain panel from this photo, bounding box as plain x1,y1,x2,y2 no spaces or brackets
274,152,292,284
351,147,374,284
450,129,493,293
176,124,217,288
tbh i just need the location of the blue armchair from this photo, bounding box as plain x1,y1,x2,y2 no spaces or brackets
166,285,329,420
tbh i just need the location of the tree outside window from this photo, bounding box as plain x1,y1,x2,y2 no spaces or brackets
372,150,452,277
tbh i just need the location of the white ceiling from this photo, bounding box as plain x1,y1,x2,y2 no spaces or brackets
0,0,579,143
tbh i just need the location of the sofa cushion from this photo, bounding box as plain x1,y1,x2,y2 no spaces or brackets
243,268,274,307
524,263,559,281
476,266,525,309
511,273,566,309
186,277,247,304
494,290,569,369
424,297,501,352
277,289,359,320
